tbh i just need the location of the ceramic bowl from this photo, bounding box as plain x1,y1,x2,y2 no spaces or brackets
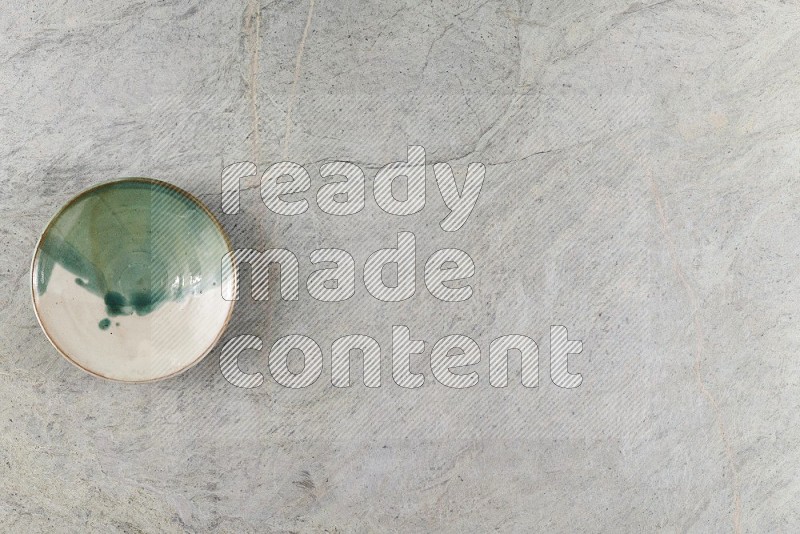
31,178,234,382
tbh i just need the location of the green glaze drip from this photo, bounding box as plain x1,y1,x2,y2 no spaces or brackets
98,318,111,330
103,291,129,316
35,180,229,320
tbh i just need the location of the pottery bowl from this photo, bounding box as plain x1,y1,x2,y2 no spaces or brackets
31,178,234,382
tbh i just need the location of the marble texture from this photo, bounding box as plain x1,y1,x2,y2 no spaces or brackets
1,0,799,531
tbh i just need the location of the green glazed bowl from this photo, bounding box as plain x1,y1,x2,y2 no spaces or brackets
31,178,235,382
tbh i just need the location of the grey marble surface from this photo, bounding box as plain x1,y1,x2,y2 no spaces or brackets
1,0,799,532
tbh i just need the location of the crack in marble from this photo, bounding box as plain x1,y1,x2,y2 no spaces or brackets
281,0,316,159
650,172,743,534
244,0,261,168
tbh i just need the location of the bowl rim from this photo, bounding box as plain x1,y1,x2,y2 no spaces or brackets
30,177,236,383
